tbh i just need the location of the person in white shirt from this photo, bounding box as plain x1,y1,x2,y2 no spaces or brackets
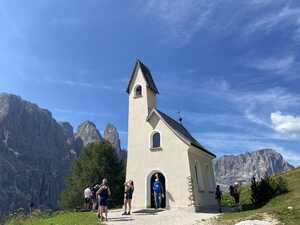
84,187,92,209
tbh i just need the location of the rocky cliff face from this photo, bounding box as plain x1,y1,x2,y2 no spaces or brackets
214,149,294,189
0,93,126,217
104,123,121,157
0,94,76,217
103,123,127,161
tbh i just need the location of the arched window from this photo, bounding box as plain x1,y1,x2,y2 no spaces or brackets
152,132,161,148
134,85,142,97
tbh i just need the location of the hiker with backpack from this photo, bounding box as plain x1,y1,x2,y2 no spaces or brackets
152,177,164,209
215,185,222,212
96,178,111,222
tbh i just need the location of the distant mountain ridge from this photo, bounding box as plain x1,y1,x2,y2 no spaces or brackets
0,93,126,218
214,149,294,189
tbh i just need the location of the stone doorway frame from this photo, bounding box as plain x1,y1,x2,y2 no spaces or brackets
145,169,167,208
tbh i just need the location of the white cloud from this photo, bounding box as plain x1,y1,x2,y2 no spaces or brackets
236,87,300,109
202,80,300,112
271,111,300,136
167,79,300,130
141,0,300,45
244,103,272,128
244,55,295,74
246,5,300,34
142,0,214,45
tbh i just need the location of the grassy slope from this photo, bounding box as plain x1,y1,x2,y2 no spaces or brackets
6,212,103,225
6,168,300,225
218,167,300,225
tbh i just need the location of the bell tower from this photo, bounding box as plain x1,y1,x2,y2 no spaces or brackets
125,59,159,207
126,59,159,146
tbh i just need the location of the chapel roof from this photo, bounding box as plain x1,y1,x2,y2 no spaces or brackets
155,109,216,158
126,59,159,94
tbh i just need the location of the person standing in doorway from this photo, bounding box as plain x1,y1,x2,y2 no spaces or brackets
153,177,164,209
96,178,111,222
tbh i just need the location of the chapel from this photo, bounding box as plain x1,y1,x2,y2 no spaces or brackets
126,59,217,211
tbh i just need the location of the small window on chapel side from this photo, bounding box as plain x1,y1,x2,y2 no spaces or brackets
134,85,142,97
151,132,161,149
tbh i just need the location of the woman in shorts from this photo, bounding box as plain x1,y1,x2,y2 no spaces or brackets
96,178,111,221
122,180,134,215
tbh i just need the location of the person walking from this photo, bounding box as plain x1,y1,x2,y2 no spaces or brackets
96,178,111,222
152,178,164,209
83,186,92,209
215,185,222,212
233,182,241,211
122,180,134,215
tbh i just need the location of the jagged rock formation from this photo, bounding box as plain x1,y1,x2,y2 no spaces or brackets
214,149,294,190
0,93,127,218
104,123,127,161
104,123,121,157
0,93,75,217
75,121,102,147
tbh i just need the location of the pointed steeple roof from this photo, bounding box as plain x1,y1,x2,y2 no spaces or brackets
126,59,159,94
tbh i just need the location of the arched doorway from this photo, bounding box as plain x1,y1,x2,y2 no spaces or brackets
150,172,166,208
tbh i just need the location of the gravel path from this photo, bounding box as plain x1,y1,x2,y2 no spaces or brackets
235,220,275,225
105,208,218,225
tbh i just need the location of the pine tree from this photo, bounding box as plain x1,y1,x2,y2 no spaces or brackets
60,141,125,209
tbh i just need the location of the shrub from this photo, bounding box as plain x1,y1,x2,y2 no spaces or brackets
60,141,125,209
250,174,288,206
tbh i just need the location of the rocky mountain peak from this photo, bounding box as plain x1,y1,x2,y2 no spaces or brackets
59,122,74,138
0,93,52,122
214,149,294,190
75,121,102,147
104,123,121,158
0,93,73,217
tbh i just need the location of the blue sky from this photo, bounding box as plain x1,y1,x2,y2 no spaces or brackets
0,0,300,166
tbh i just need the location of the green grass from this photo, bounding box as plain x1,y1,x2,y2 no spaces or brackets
5,211,104,225
218,167,300,225
6,168,300,225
